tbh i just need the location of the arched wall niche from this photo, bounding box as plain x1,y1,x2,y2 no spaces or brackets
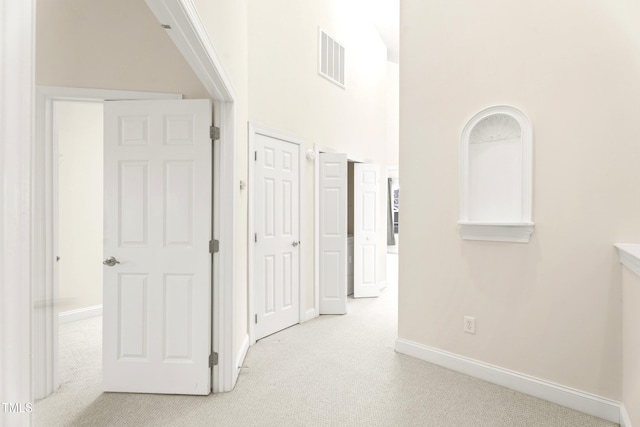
459,105,534,243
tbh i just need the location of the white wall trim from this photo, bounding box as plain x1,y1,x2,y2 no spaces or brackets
145,0,237,394
304,308,317,323
2,1,34,426
233,333,249,386
58,305,102,325
458,222,535,243
616,244,640,278
248,123,305,345
395,338,622,424
459,105,534,243
247,123,257,345
620,403,632,427
211,99,237,393
298,143,308,324
37,86,182,101
145,0,236,102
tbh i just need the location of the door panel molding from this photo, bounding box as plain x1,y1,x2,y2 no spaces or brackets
248,123,305,345
354,163,381,298
319,152,348,314
102,99,212,394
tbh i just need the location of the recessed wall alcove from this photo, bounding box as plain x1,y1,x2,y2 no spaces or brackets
459,106,534,243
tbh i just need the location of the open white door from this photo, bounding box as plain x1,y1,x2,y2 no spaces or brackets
319,152,347,315
254,132,300,340
354,163,380,298
102,99,212,394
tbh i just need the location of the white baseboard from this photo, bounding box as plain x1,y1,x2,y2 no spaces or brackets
395,338,622,424
620,403,632,427
234,333,249,382
59,304,102,324
304,307,317,322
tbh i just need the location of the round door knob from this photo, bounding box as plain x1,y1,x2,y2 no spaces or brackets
292,241,300,247
103,256,120,267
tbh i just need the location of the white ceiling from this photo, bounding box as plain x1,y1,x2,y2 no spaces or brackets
370,0,399,63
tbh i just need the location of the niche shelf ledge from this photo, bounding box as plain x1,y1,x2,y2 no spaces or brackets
458,222,535,243
615,244,640,277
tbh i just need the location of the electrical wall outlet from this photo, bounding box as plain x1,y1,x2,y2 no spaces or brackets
464,316,476,334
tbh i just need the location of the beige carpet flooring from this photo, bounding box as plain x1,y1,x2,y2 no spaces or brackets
35,254,618,427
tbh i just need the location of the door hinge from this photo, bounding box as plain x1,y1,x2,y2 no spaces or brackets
210,126,220,141
209,352,218,367
209,239,219,254
254,233,257,243
254,151,257,161
255,314,258,324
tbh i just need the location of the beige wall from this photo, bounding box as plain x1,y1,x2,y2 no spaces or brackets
623,267,640,424
57,101,103,313
400,0,640,399
36,0,208,98
248,0,390,310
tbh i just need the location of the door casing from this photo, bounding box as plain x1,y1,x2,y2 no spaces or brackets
318,152,348,315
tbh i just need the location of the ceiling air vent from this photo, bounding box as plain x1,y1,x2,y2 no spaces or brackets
318,28,345,88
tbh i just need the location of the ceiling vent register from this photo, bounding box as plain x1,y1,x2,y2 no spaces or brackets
318,28,345,88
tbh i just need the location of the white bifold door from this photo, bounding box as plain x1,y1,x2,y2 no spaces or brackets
254,133,300,340
354,163,381,298
102,99,212,395
318,152,347,314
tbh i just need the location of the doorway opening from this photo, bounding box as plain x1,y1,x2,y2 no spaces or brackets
316,148,384,315
386,168,399,291
54,100,105,402
347,161,355,297
56,101,104,323
387,167,399,254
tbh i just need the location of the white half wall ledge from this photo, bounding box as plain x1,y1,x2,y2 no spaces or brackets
395,338,622,423
615,244,640,277
458,222,535,243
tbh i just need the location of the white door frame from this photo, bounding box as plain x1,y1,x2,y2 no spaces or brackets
248,123,305,345
33,87,183,400
1,1,35,425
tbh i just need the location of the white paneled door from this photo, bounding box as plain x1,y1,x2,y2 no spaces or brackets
254,133,300,340
103,99,212,395
319,152,347,314
354,163,380,298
